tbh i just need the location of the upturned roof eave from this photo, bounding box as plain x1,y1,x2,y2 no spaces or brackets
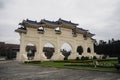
58,18,78,26
41,19,58,26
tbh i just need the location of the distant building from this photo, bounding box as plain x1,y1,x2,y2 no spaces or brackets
0,42,19,59
0,42,19,52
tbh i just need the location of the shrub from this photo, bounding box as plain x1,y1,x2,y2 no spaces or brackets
102,56,106,59
85,57,89,60
44,52,53,59
77,46,83,55
93,56,97,60
61,49,71,60
54,60,69,63
64,57,68,60
81,56,89,60
75,57,80,60
81,56,84,60
24,61,41,64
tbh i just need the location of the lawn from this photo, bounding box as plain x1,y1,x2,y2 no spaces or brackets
25,59,118,71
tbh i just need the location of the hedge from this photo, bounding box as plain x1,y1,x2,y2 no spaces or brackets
24,61,41,64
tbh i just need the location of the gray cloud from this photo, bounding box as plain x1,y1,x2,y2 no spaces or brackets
99,0,120,40
0,0,120,43
0,0,11,9
0,0,4,8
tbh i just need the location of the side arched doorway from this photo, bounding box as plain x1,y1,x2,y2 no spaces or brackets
43,43,55,59
87,47,91,53
25,43,36,60
60,42,72,60
77,46,83,55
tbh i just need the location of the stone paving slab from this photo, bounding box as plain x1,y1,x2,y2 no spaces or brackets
0,60,120,80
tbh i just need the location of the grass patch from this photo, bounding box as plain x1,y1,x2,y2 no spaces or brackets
24,59,118,71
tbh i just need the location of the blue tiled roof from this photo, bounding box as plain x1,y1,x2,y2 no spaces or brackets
41,19,58,25
77,27,88,31
58,18,78,25
26,19,39,24
40,18,78,26
19,18,94,36
87,32,95,36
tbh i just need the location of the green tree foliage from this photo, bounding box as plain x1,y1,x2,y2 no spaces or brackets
26,46,36,60
0,47,17,60
94,39,120,57
77,46,83,55
61,49,71,60
87,47,91,53
0,47,7,57
43,47,55,59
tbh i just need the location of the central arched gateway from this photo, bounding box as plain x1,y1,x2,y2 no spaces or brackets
15,18,98,61
60,42,72,60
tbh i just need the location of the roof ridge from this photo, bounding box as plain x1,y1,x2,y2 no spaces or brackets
58,18,78,25
26,19,39,24
41,19,58,25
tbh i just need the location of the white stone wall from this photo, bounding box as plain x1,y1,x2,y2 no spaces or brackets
17,27,97,61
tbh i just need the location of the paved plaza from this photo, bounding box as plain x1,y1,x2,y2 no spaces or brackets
0,60,120,80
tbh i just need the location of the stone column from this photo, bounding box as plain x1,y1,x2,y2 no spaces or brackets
52,46,64,60
69,45,78,59
39,43,46,61
82,40,87,56
51,36,64,60
33,43,40,60
91,43,94,54
90,42,96,57
16,33,27,61
34,35,46,61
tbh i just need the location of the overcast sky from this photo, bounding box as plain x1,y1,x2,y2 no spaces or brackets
0,0,120,44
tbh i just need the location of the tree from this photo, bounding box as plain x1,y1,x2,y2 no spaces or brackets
0,47,6,57
95,39,120,57
5,48,17,60
87,47,91,53
61,49,71,60
43,47,55,59
77,46,83,55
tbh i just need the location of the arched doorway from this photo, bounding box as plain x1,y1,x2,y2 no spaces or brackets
87,47,91,53
60,43,72,60
25,43,36,60
43,43,55,59
77,46,83,55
